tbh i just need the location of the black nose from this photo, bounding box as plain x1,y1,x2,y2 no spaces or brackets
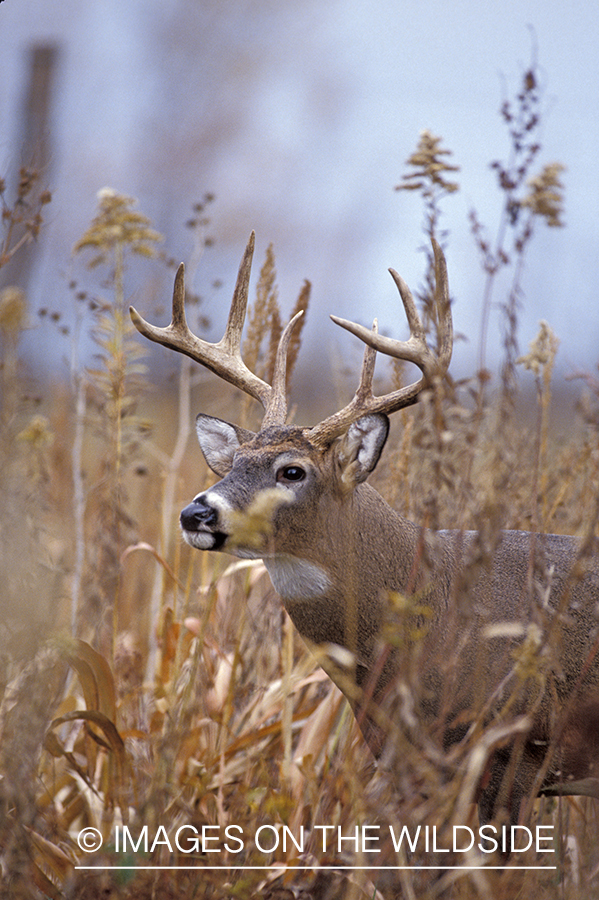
180,497,218,531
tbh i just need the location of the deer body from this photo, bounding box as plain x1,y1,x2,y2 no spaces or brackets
180,413,599,822
131,232,599,827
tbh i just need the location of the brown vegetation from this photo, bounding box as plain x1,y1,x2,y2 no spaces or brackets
1,65,598,899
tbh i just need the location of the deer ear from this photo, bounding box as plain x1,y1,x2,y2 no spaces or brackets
335,413,389,489
195,414,255,477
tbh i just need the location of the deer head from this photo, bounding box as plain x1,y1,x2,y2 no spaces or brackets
130,232,452,568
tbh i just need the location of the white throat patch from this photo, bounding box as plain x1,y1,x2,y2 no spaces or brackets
263,555,331,601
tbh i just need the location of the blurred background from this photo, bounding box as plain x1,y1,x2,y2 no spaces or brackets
3,10,599,891
1,0,598,392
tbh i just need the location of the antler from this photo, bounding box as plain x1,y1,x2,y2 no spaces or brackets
307,238,452,447
129,231,303,427
131,234,451,440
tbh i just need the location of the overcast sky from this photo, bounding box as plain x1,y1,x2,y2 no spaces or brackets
1,0,598,397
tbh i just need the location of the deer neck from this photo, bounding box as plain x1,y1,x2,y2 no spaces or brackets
263,483,421,664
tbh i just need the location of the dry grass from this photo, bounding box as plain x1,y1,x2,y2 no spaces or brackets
2,242,599,900
2,64,599,900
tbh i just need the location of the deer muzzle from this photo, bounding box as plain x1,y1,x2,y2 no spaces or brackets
180,496,227,551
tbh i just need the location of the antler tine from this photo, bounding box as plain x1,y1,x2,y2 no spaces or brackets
306,320,380,448
130,231,307,425
355,319,378,402
262,309,305,428
221,230,255,355
307,238,452,448
130,232,273,409
431,237,452,372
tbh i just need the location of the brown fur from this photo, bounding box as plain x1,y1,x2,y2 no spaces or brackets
182,413,599,827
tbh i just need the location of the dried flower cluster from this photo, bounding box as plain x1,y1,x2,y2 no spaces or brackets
0,168,51,268
517,320,560,376
395,129,460,196
74,187,163,267
520,162,566,227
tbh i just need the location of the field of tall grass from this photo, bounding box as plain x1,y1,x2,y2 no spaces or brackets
1,64,599,899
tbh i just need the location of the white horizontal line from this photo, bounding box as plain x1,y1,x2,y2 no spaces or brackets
75,865,556,871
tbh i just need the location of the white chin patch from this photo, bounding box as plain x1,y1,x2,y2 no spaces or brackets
183,530,265,559
182,530,220,550
263,555,331,601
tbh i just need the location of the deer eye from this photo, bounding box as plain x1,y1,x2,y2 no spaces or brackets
277,465,306,483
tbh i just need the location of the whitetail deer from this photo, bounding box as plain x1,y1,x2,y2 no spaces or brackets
131,232,599,831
